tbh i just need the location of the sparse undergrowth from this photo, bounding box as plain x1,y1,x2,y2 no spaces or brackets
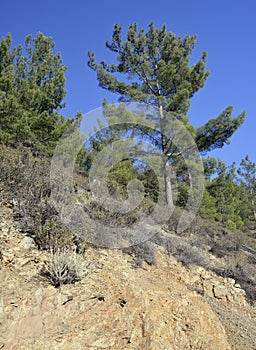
0,144,255,301
0,145,88,253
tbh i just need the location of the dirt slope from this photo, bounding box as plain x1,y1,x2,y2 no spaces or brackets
0,203,255,350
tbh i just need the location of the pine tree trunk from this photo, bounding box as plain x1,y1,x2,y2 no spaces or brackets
164,161,173,207
249,187,256,223
158,102,173,207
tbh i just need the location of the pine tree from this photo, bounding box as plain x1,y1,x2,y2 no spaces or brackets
199,190,217,220
0,32,68,153
0,33,19,144
208,161,243,230
238,155,256,227
88,23,246,206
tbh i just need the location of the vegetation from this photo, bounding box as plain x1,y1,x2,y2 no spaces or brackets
88,22,246,206
0,32,71,154
200,157,256,231
0,26,255,300
44,250,85,287
0,144,88,254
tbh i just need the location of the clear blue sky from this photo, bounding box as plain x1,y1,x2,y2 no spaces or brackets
1,0,255,165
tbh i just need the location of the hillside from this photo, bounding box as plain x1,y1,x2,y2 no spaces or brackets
0,22,255,350
0,197,255,350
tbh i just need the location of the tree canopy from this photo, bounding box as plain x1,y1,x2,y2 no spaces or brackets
0,32,69,153
88,22,246,206
0,28,253,232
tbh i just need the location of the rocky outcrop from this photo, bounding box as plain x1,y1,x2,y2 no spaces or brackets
0,250,231,350
0,203,255,350
187,266,247,306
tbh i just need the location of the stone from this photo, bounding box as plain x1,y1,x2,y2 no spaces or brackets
0,295,4,318
213,284,229,299
19,237,35,250
86,262,103,270
0,248,232,350
1,204,254,350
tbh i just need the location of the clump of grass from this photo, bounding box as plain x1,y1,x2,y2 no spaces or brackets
45,250,85,287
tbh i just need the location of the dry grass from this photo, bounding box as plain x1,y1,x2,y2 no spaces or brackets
43,250,85,287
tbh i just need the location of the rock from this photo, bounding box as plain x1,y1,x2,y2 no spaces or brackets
0,295,4,318
213,284,228,300
0,248,232,350
86,262,103,270
19,237,35,250
0,204,254,350
190,265,248,307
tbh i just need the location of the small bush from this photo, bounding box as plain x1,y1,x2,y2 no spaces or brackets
84,196,155,229
133,241,156,266
36,215,75,252
45,251,85,287
122,240,156,267
154,233,211,268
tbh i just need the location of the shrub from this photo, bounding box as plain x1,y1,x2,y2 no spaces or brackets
154,233,211,269
0,145,89,253
44,251,85,287
36,215,76,252
0,144,52,233
133,241,156,266
122,240,156,267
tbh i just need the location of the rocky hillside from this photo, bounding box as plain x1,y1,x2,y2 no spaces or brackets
0,202,255,349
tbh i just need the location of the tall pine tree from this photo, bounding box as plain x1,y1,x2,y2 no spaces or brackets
88,23,246,206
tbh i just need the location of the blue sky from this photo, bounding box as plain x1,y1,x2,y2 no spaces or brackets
1,0,255,165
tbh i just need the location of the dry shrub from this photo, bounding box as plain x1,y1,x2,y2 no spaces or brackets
156,233,211,268
122,240,156,267
0,145,88,252
84,195,155,229
44,251,85,287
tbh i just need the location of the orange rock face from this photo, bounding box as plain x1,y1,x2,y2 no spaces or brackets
0,203,255,350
